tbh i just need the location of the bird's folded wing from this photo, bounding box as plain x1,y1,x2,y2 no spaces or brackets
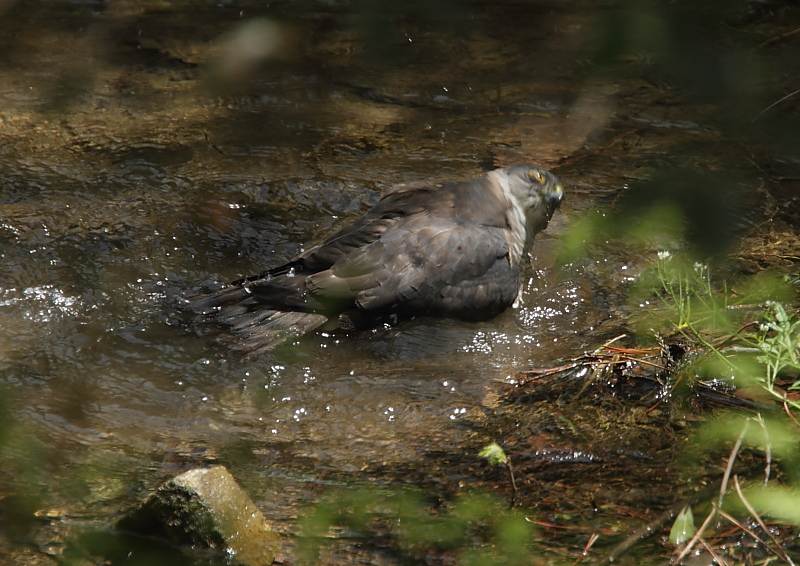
306,218,517,316
292,184,446,272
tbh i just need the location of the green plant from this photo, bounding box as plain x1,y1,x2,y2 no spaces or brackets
651,251,732,334
752,301,800,392
478,442,507,466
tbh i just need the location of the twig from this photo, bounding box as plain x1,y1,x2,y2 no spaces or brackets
520,361,583,378
733,475,795,566
783,401,800,429
607,507,677,561
760,26,800,48
575,533,599,563
203,130,227,155
719,422,748,509
755,414,772,485
719,509,771,550
713,321,759,349
674,505,717,564
612,354,665,370
699,537,729,566
506,457,518,509
593,333,627,355
604,346,659,355
753,88,800,122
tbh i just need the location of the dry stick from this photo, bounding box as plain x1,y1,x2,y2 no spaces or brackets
505,457,518,509
733,475,795,566
753,88,800,122
583,533,599,556
574,533,600,564
605,481,718,565
719,509,771,552
611,354,665,370
518,349,640,385
604,346,659,355
699,538,729,566
784,401,800,429
719,423,749,510
674,506,718,565
674,422,747,563
593,333,627,355
519,361,582,380
755,414,772,485
760,26,800,48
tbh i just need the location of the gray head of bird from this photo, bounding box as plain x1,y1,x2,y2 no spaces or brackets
492,163,564,234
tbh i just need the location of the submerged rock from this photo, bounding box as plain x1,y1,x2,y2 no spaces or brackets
118,466,280,565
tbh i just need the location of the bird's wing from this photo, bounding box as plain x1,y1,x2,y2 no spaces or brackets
305,216,520,318
245,184,448,281
296,185,445,271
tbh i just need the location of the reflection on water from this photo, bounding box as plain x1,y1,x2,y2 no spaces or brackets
1,0,794,562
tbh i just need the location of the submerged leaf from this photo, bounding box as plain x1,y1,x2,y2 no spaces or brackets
669,505,695,546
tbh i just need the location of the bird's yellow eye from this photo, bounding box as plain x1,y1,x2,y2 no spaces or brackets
528,169,545,184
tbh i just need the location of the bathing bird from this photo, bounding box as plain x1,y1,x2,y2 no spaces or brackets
191,164,564,354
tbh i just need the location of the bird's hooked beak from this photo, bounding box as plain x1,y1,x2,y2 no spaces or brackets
546,181,564,210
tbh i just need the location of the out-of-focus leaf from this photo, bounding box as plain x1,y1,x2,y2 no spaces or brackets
689,353,763,389
626,202,686,249
734,272,796,306
694,414,799,461
478,442,507,466
669,505,695,545
743,485,800,525
555,213,607,264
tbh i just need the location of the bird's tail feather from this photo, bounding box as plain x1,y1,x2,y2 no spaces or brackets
233,309,328,355
187,287,328,354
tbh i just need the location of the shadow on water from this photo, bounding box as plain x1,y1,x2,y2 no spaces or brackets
0,0,798,563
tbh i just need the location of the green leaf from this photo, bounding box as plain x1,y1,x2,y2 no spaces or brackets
743,485,800,525
478,442,507,466
669,505,695,546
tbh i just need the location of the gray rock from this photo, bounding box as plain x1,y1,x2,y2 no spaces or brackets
119,466,280,565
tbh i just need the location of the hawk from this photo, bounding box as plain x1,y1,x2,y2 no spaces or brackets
191,164,564,353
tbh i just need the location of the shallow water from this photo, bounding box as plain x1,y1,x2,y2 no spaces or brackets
1,0,797,563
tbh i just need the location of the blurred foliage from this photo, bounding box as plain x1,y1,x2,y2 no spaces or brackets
0,389,48,541
477,442,507,466
627,249,795,336
634,251,800,405
693,413,800,467
297,487,535,565
626,251,800,557
584,198,800,556
744,485,800,525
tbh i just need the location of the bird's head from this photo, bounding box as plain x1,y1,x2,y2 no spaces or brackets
499,164,564,232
